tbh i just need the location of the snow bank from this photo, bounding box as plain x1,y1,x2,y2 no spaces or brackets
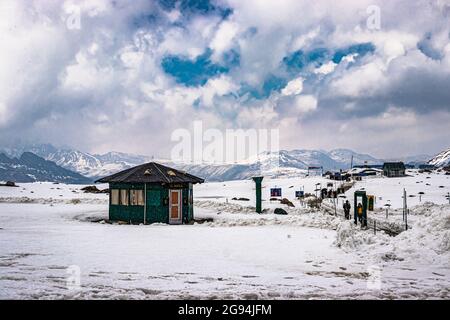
334,203,450,264
0,196,107,205
334,221,386,250
397,203,450,255
194,200,342,230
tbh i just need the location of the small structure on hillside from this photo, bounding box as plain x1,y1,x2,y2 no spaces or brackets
96,162,204,225
307,166,323,176
348,167,382,178
418,164,436,170
0,181,17,187
382,162,406,177
352,164,384,169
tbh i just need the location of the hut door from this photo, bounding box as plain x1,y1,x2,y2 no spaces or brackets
169,189,182,224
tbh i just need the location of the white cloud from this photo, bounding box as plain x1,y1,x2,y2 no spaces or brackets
281,77,304,96
165,8,181,23
342,53,358,63
201,75,239,106
62,52,115,91
237,100,279,127
294,95,317,114
289,27,321,53
0,0,449,157
210,20,239,61
314,61,337,75
383,39,406,64
331,61,385,97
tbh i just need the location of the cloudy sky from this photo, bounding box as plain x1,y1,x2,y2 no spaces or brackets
0,0,449,159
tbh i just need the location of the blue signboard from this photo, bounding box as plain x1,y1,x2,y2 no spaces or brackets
270,188,282,197
295,191,304,198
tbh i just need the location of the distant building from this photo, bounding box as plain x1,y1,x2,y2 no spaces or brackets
325,171,348,181
96,162,204,225
382,162,406,177
418,164,436,170
352,164,384,169
346,167,382,178
444,166,450,175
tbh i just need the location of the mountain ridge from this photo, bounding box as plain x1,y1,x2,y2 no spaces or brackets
427,147,450,167
0,152,92,184
0,143,439,182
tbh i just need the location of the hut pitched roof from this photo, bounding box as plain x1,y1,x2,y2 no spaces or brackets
95,162,204,184
382,162,406,170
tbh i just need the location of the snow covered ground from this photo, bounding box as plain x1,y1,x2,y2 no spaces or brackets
194,169,450,209
0,173,449,299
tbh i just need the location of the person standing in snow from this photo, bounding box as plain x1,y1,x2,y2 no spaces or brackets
343,200,351,220
356,203,363,224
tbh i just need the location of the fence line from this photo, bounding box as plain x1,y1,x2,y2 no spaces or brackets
320,200,406,236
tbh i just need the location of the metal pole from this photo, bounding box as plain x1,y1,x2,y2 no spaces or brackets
144,183,147,225
405,189,408,219
405,208,408,231
334,197,337,216
374,220,376,235
403,189,406,221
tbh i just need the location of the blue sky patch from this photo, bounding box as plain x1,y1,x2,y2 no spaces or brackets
262,75,287,98
158,0,232,19
417,32,442,60
332,42,375,63
283,43,375,75
237,75,287,100
161,50,233,86
283,48,329,73
222,49,240,68
237,83,261,100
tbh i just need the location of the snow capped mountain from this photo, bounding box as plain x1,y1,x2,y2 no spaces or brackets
46,150,103,176
0,144,385,181
172,149,383,181
3,143,442,182
428,147,450,167
328,148,381,167
94,151,149,165
384,154,431,166
0,152,91,184
248,149,380,171
250,150,309,169
0,144,150,179
288,149,341,169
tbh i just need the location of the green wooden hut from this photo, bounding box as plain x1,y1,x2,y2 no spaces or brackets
96,162,204,225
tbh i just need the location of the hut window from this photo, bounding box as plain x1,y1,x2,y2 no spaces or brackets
130,190,144,206
111,189,119,205
120,189,129,206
